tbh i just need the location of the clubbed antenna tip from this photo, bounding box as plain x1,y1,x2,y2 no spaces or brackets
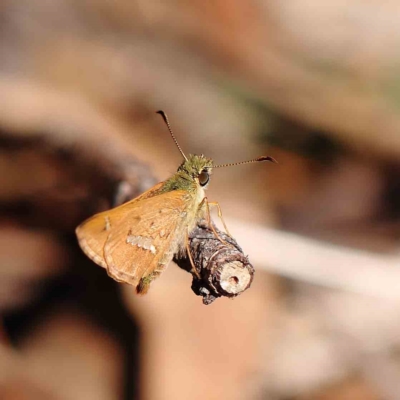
156,110,188,161
256,156,278,163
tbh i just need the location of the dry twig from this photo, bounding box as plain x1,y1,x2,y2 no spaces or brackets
175,220,254,305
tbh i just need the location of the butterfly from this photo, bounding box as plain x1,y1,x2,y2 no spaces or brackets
76,111,276,294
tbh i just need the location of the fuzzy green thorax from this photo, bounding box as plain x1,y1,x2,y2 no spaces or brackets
161,154,213,193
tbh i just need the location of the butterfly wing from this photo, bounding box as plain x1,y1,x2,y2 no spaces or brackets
76,211,109,269
76,182,165,269
76,186,190,293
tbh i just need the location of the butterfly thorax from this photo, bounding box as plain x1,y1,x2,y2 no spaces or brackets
158,154,213,245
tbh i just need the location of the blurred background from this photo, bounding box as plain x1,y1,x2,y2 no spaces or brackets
1,1,400,399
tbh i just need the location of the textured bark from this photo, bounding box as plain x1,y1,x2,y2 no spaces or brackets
175,220,255,305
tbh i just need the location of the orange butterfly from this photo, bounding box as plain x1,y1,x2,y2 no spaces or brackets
76,111,276,294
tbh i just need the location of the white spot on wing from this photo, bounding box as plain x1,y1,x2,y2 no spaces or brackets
126,234,157,254
104,216,111,231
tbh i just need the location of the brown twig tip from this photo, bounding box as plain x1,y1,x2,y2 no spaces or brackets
174,220,255,305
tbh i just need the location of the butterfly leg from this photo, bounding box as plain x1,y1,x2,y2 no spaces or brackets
185,231,201,279
200,197,229,245
207,201,231,237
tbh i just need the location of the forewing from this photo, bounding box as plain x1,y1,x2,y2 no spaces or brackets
76,182,165,269
76,187,189,293
76,211,111,269
103,190,188,292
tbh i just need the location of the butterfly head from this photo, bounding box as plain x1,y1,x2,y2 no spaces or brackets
178,154,213,188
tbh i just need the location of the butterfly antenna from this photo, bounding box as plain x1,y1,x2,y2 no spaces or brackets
214,155,278,168
156,110,188,161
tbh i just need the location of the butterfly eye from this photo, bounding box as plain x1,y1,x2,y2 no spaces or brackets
198,170,210,186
